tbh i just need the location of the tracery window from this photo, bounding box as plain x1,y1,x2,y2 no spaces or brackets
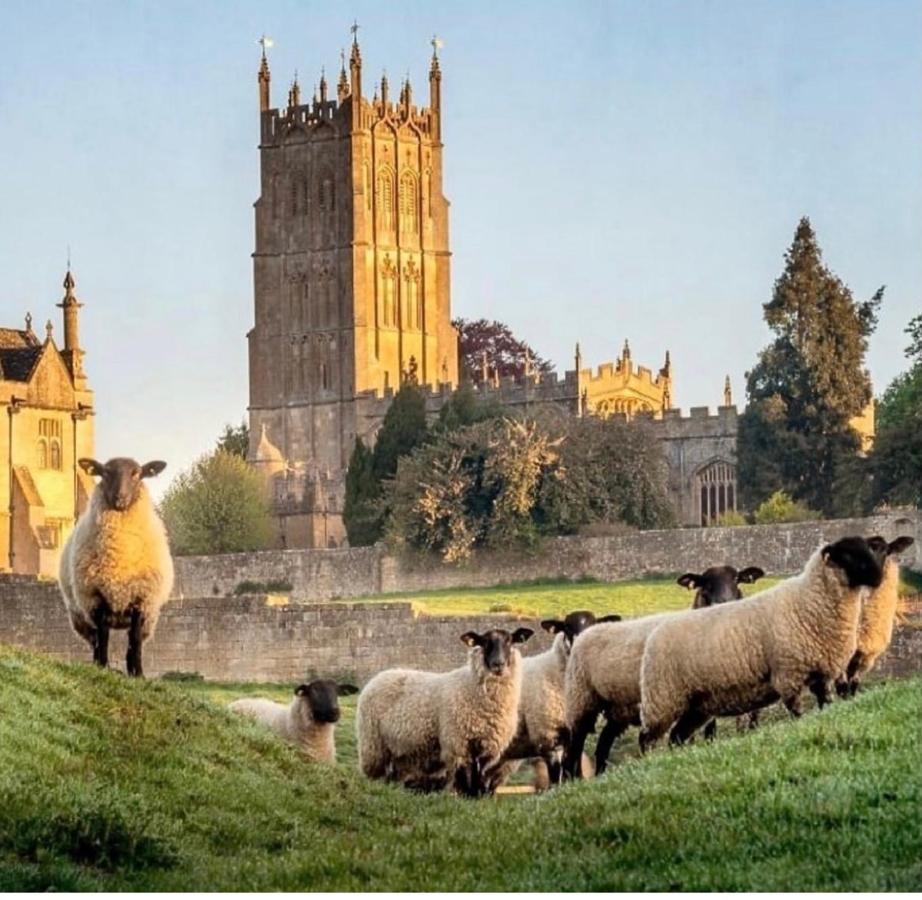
696,460,737,526
399,170,419,233
377,166,395,232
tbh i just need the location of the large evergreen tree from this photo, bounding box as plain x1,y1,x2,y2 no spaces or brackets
371,380,429,482
738,218,883,514
342,438,380,547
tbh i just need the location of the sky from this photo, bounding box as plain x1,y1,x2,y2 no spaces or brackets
2,0,920,495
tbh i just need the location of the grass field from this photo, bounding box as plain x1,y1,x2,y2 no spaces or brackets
340,568,921,620
0,644,919,891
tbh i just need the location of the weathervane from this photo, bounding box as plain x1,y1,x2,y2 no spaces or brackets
431,34,444,54
350,20,360,40
257,34,274,55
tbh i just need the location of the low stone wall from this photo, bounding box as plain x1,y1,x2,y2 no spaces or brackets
173,512,922,602
2,576,919,685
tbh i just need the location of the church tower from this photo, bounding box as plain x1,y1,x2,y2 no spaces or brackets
247,30,458,548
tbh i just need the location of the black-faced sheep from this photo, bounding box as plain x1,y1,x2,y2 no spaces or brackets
58,457,173,677
356,627,534,797
638,536,883,751
229,680,359,764
836,535,914,697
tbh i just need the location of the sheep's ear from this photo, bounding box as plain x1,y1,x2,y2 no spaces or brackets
140,460,167,479
866,536,888,556
677,573,701,590
511,627,534,645
889,536,914,556
294,684,310,697
460,632,481,647
737,567,765,584
78,458,104,477
337,683,359,696
541,619,564,634
596,614,622,623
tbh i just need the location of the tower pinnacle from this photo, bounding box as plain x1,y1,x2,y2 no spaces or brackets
57,268,86,385
723,375,732,407
337,48,349,102
319,66,328,103
257,34,273,112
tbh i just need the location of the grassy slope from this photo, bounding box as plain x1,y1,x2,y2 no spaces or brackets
0,646,919,891
339,568,920,619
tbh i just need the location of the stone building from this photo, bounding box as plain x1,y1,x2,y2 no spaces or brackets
246,32,674,546
0,271,95,576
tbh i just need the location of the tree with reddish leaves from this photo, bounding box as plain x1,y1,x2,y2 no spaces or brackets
453,318,553,384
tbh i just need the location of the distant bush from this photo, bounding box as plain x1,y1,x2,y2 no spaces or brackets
233,579,293,595
709,510,749,527
753,491,819,525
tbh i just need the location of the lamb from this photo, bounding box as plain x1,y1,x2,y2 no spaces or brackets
356,627,534,797
638,536,883,751
58,457,173,677
488,610,621,791
836,535,914,697
678,564,765,738
229,680,359,764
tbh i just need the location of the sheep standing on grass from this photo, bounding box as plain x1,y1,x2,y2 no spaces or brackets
836,535,914,697
58,457,173,677
678,564,765,738
488,610,621,792
229,680,358,764
638,536,883,751
356,627,534,797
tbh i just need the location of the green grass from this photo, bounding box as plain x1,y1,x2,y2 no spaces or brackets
0,645,919,890
345,574,787,619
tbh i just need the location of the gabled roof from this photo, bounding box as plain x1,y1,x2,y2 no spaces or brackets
0,345,44,382
0,327,39,349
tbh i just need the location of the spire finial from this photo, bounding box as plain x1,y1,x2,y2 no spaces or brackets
575,341,582,369
45,319,54,341
724,375,732,407
24,312,32,332
257,35,273,112
337,49,349,101
258,34,274,59
319,66,328,103
380,69,389,105
351,19,360,46
623,338,631,359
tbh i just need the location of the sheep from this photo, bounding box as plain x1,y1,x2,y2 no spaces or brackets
562,610,681,778
229,680,359,763
836,535,914,697
356,627,534,797
677,564,765,738
638,536,883,751
58,457,173,677
487,610,621,791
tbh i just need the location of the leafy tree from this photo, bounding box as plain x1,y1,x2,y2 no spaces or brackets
343,438,381,547
869,313,922,508
216,421,249,458
160,450,273,555
372,380,429,482
752,490,819,525
453,318,552,384
738,217,883,514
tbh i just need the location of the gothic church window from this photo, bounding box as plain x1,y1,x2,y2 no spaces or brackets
399,170,419,233
318,168,335,212
37,439,48,469
377,166,395,232
696,460,737,526
50,441,62,470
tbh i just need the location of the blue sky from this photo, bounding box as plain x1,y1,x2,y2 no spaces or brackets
2,0,920,492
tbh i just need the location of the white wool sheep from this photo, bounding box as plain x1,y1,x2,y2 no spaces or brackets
563,611,681,778
356,627,534,797
489,610,620,791
59,457,173,677
638,536,883,750
229,680,358,764
837,535,914,696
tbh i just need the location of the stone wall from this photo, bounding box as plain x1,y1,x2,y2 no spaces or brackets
173,512,922,602
2,575,920,685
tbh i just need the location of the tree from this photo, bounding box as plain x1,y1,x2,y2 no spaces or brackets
453,318,553,384
371,380,429,482
432,381,505,434
752,491,819,525
869,313,922,508
159,450,273,555
737,217,883,515
343,438,381,547
216,421,249,458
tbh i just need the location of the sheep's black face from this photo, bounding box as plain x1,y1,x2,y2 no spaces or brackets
461,627,533,675
867,534,914,568
296,680,341,724
541,610,622,645
678,565,765,609
822,537,883,590
79,457,167,512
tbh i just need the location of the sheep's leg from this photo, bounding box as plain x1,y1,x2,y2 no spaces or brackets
91,603,110,668
563,711,597,780
669,708,710,746
594,717,627,776
782,692,803,717
638,720,670,753
126,607,145,678
806,672,832,709
704,719,718,740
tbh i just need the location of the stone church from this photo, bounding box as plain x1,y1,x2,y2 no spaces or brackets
245,31,871,546
0,271,95,575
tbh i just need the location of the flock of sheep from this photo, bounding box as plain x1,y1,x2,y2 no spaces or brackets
57,456,913,798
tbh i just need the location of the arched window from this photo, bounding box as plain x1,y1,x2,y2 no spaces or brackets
50,440,62,471
696,460,737,526
37,439,48,469
317,168,335,212
377,166,395,232
399,170,418,233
